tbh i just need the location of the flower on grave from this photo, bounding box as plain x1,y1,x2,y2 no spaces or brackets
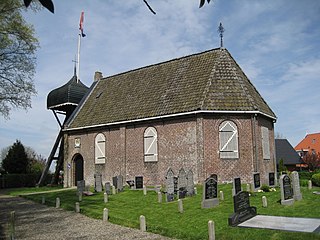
270,188,276,192
258,189,264,193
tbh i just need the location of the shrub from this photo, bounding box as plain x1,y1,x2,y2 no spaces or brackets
311,173,320,187
260,184,270,192
298,171,313,180
300,179,309,187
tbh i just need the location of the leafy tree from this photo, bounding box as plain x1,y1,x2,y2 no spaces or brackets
278,158,287,173
2,140,29,174
25,146,46,174
0,0,38,119
303,151,320,171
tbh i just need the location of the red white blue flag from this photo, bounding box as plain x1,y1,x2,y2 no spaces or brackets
79,11,86,37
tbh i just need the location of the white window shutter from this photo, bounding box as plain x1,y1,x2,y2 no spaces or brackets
261,127,270,159
95,133,106,164
144,127,158,162
219,121,239,159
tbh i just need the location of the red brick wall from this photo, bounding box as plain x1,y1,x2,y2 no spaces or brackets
64,113,275,187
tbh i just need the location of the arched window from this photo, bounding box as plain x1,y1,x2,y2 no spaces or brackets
95,133,106,164
144,127,158,162
219,121,239,159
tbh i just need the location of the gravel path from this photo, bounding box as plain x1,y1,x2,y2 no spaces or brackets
0,193,173,240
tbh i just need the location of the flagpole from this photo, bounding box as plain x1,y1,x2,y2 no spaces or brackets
76,31,81,83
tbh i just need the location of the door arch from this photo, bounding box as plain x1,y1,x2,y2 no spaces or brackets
73,154,84,186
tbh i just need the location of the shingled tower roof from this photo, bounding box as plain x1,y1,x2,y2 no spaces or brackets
66,48,276,130
47,74,89,113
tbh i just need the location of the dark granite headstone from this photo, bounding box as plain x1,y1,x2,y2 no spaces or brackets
165,168,175,202
173,177,178,193
205,174,218,199
283,175,293,200
177,168,187,199
280,174,294,205
105,182,111,195
135,176,143,189
201,174,219,208
234,177,241,195
228,191,257,226
269,172,275,186
94,173,102,192
253,173,260,189
112,176,118,189
186,170,195,196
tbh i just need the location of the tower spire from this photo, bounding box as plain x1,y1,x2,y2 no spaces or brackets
218,22,225,48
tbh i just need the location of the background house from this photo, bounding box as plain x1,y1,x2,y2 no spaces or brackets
295,133,320,170
275,139,302,171
295,133,320,157
63,48,277,187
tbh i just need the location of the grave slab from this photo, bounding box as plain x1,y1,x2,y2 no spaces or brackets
238,215,320,233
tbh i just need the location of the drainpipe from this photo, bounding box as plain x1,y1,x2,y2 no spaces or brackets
252,114,258,173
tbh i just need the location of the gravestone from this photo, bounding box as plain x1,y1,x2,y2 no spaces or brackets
112,176,118,190
126,180,135,189
77,180,85,195
201,174,219,208
228,191,257,226
165,168,175,202
186,170,195,196
269,172,275,186
280,174,294,205
94,173,102,192
117,175,123,192
177,168,187,199
253,173,260,191
105,182,111,195
135,176,143,189
291,171,302,201
174,177,178,193
233,177,241,196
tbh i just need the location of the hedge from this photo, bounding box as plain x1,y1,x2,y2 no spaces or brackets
0,174,52,188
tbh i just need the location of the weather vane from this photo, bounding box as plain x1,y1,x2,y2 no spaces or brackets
217,22,225,48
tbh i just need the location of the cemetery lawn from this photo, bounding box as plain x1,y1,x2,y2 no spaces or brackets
13,184,320,240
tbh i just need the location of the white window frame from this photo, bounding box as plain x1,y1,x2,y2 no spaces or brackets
144,127,158,162
261,126,270,160
219,121,239,159
95,133,106,164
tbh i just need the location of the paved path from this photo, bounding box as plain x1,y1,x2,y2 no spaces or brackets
0,192,172,240
238,215,320,233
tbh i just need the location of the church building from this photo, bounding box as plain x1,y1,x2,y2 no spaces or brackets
63,48,277,187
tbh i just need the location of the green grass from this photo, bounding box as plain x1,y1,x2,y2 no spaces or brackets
10,184,320,240
7,185,63,196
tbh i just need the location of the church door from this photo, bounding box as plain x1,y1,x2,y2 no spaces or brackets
74,154,84,186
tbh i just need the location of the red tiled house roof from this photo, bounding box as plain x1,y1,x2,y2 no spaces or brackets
295,133,320,153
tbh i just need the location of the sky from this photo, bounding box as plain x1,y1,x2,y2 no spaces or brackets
0,0,320,163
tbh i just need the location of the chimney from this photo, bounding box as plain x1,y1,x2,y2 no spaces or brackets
94,71,103,82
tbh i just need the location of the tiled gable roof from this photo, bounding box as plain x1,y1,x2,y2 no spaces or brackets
275,139,302,165
66,48,276,130
295,133,320,153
